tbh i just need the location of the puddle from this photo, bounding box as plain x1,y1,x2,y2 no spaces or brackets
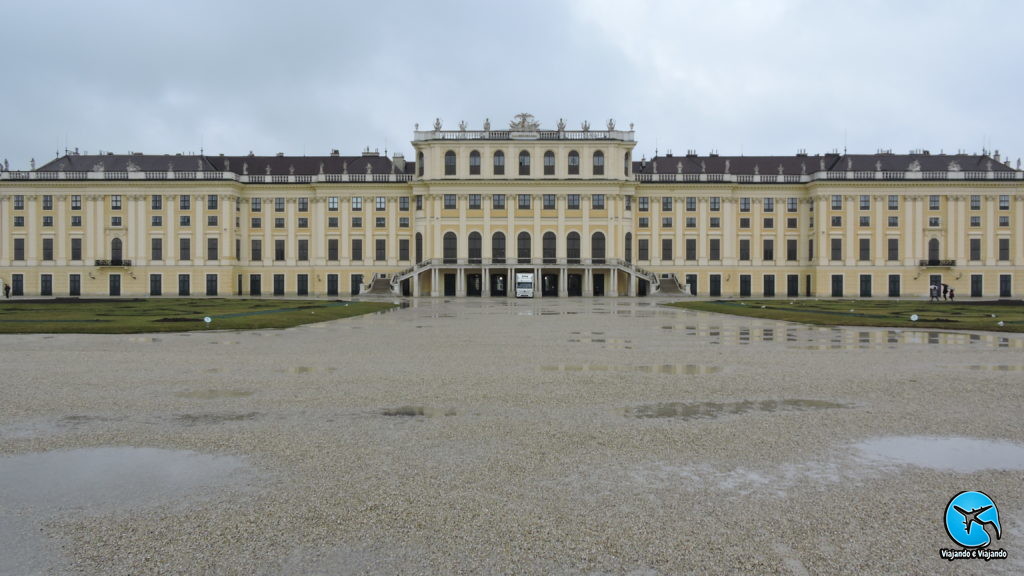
0,447,252,575
855,436,1024,472
540,364,720,375
381,406,456,418
175,412,259,425
624,399,847,420
175,389,255,400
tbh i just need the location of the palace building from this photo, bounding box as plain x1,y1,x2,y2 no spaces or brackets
0,114,1021,299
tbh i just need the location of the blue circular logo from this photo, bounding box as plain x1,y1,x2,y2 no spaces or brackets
945,491,1001,549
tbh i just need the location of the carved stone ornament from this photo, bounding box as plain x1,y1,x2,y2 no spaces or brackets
289,164,295,175
801,162,807,175
319,162,324,175
342,161,348,174
754,164,760,176
168,161,174,172
677,161,683,174
433,118,442,131
778,164,784,175
847,157,853,170
724,159,730,174
700,160,707,173
875,160,882,171
265,164,271,175
581,120,590,132
92,163,105,172
483,118,490,131
510,113,540,131
908,159,921,172
947,160,961,172
986,160,993,171
242,162,248,175
819,158,826,171
459,120,467,131
225,159,230,172
366,162,372,174
607,118,615,130
197,158,203,170
557,118,566,131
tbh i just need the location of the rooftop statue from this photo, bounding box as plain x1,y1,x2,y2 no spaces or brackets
510,113,540,131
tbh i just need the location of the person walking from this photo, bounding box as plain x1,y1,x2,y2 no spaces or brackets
941,283,949,301
3,281,10,299
948,287,955,301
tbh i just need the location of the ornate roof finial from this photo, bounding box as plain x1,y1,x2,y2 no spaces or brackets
581,120,590,132
30,158,35,170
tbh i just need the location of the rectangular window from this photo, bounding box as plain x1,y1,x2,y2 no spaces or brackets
251,217,262,228
859,216,870,227
639,217,649,228
638,239,649,261
685,217,696,228
543,194,556,210
662,197,673,212
999,216,1010,227
329,196,339,211
71,195,82,210
709,238,721,261
638,197,649,212
275,197,285,212
180,215,191,226
787,239,798,261
14,195,25,210
298,197,309,212
469,194,481,209
110,216,121,227
928,195,940,210
970,195,981,210
493,194,505,210
151,238,162,260
739,218,750,229
739,198,750,212
251,198,262,211
298,217,309,228
152,215,163,226
969,215,980,227
275,239,285,261
786,217,797,229
763,217,774,229
568,194,581,210
661,238,673,261
888,216,899,227
710,197,721,211
625,197,631,211
42,238,53,261
375,217,385,228
444,194,456,209
251,239,262,261
787,197,798,212
42,195,53,210
685,238,697,260
208,195,219,210
71,215,81,227
207,238,218,261
43,216,54,227
71,238,82,261
710,217,720,228
179,237,191,261
180,195,190,210
399,239,409,261
831,238,842,261
274,218,285,229
352,197,362,211
375,196,385,211
764,198,775,212
999,238,1010,261
970,238,981,261
831,216,842,227
662,217,672,228
208,215,218,226
763,238,774,261
415,195,423,210
739,239,750,261
859,195,870,210
859,238,870,261
518,194,531,209
375,239,386,261
13,238,24,261
809,239,814,260
352,238,363,261
111,195,122,210
999,195,1009,210
831,195,842,210
298,239,309,261
887,238,899,261
928,217,940,227
686,197,696,212
328,217,339,228
399,217,409,228
352,216,362,228
328,239,339,261
592,194,605,210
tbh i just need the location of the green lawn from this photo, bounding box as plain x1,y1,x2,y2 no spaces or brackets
669,299,1024,333
0,298,396,334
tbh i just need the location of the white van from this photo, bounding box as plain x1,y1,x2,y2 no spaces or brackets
515,273,535,298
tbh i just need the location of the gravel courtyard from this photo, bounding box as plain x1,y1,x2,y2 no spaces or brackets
1,298,1022,575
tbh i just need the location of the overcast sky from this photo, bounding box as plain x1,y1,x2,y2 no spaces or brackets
2,0,1022,170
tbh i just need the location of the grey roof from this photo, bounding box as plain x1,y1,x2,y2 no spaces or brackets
633,152,1016,175
36,153,416,175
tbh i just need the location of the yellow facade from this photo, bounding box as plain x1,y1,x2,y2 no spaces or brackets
1,116,1021,299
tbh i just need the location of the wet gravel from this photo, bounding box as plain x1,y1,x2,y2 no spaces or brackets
1,297,1023,575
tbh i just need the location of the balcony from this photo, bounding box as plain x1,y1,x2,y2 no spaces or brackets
919,259,956,267
95,259,132,267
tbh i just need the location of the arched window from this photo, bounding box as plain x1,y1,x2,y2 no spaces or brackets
469,150,481,175
543,231,556,264
568,150,580,175
567,232,581,263
415,232,423,263
928,238,940,262
468,232,482,263
593,151,605,176
625,232,633,263
592,232,606,263
517,231,531,263
493,151,505,176
443,232,457,263
519,150,531,176
543,150,555,175
444,150,456,176
417,152,424,177
624,152,630,176
111,238,123,263
492,231,506,263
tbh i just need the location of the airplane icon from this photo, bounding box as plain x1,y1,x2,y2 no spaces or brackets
953,505,1001,540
